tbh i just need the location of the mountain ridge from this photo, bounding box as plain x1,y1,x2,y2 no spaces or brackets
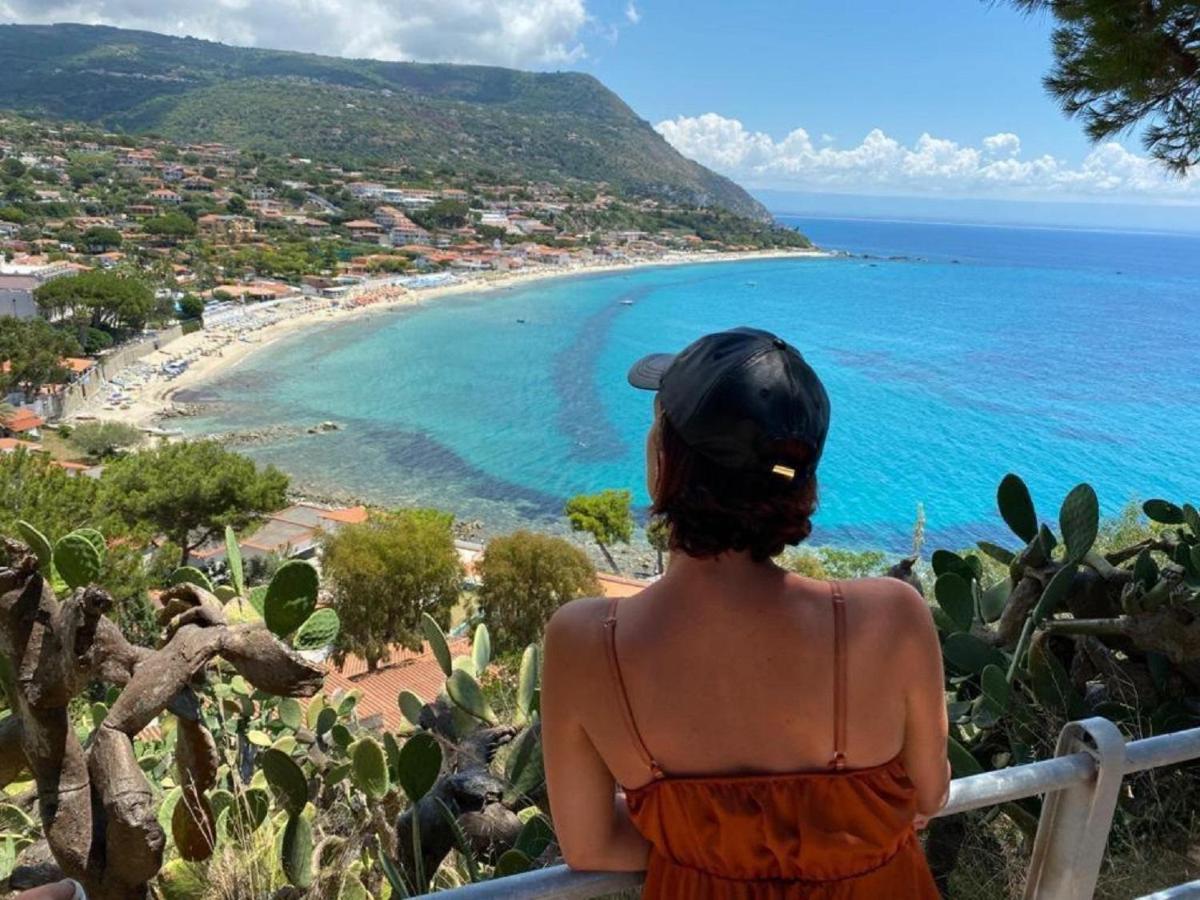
0,23,769,220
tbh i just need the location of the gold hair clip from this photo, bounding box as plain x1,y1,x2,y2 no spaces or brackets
771,464,796,480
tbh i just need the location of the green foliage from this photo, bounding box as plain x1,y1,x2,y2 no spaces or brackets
101,441,288,565
0,316,82,400
144,211,197,239
565,489,633,573
0,24,771,218
34,270,156,332
81,225,122,250
411,199,468,230
321,509,462,671
476,530,600,653
927,474,1200,843
178,293,206,321
70,420,144,460
781,546,889,580
1005,0,1200,172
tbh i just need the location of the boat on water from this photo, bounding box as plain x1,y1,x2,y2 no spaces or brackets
619,299,634,306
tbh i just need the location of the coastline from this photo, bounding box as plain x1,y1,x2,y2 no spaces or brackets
68,248,831,429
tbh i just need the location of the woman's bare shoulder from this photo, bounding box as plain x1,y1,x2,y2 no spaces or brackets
844,577,935,632
545,595,612,651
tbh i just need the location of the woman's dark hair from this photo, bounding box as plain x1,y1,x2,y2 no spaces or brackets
651,412,818,561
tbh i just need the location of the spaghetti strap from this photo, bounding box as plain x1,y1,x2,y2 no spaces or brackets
830,581,848,770
603,597,665,780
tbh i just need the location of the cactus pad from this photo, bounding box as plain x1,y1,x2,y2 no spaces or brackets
942,632,1006,675
350,737,390,800
1143,498,1184,525
397,732,442,803
169,566,215,593
933,573,973,633
517,644,540,724
1059,483,1099,563
225,525,245,597
294,608,341,651
53,532,102,589
259,748,308,815
15,520,53,573
421,612,453,676
281,813,313,889
472,623,492,673
171,792,216,862
997,473,1038,542
277,697,303,730
447,669,498,724
398,690,425,727
264,560,319,637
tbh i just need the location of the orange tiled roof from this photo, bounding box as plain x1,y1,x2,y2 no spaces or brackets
2,408,45,433
323,636,472,730
318,506,369,525
61,357,96,374
0,438,43,453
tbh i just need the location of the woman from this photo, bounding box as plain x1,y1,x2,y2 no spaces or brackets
543,327,949,898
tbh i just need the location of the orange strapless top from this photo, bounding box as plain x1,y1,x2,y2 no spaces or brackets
604,582,939,899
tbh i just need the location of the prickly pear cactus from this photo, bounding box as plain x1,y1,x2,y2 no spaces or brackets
53,531,103,589
264,560,319,637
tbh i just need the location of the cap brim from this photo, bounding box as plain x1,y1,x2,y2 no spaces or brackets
627,353,676,390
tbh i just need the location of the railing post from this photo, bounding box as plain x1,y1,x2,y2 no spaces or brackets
1024,717,1125,900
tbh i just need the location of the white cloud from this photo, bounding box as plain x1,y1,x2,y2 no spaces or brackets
655,113,1200,203
625,2,640,24
0,0,590,68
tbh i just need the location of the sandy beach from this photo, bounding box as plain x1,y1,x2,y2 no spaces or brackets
66,248,830,430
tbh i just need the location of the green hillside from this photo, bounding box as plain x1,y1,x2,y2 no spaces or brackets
0,23,769,220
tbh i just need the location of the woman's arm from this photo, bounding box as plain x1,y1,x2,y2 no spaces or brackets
542,601,651,872
896,586,952,817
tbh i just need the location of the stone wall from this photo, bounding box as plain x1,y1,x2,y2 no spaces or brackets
53,324,184,418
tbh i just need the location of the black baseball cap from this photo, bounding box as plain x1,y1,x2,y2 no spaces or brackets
627,327,830,483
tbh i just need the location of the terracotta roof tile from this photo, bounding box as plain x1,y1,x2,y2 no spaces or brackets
2,408,45,433
323,636,471,730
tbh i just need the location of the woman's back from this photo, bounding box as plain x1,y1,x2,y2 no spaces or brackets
573,567,923,783
542,327,948,897
544,567,946,897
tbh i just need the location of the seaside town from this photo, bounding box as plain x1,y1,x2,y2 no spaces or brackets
0,112,814,438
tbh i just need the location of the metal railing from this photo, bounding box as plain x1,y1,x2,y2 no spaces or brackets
441,719,1200,900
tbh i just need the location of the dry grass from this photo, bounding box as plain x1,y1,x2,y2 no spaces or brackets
947,808,1200,899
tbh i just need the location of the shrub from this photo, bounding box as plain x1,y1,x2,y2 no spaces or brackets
477,530,600,652
321,508,463,671
70,420,144,459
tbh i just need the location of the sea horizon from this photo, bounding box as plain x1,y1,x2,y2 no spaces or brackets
177,215,1200,556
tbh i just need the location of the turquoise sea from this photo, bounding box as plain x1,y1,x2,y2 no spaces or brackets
181,217,1200,552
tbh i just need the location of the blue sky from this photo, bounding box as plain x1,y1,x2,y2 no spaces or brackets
3,0,1198,219
585,0,1089,158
